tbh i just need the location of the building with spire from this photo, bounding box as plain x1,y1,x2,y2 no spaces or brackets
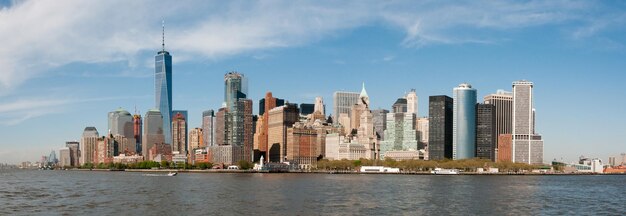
155,21,173,146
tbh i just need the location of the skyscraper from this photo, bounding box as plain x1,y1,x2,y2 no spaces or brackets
255,92,283,162
155,22,173,145
428,95,453,160
476,103,496,161
372,109,389,141
380,94,419,160
416,117,429,151
333,91,359,121
484,90,513,135
202,110,215,147
512,80,544,164
453,83,477,160
267,104,299,162
142,109,164,160
189,127,203,151
171,112,187,153
314,97,325,116
108,108,135,153
406,89,418,116
79,127,99,165
133,114,142,154
65,141,80,167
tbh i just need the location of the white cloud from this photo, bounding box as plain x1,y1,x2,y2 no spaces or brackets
0,0,620,94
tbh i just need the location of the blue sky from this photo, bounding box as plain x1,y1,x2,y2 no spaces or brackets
1,0,625,164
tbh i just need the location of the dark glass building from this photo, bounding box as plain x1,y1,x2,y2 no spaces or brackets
155,42,173,145
428,95,453,160
299,103,315,115
476,103,496,161
259,97,285,116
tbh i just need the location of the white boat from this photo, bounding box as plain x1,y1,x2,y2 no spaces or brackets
167,172,177,176
431,168,459,175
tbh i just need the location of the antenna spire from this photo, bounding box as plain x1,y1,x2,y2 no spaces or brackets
162,19,165,52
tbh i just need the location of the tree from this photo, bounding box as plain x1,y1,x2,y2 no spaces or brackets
237,160,253,170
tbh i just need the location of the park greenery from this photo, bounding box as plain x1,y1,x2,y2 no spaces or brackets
316,158,544,172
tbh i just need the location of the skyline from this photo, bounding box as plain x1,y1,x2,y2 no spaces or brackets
1,1,626,164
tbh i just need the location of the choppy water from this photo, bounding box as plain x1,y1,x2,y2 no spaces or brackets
0,169,624,215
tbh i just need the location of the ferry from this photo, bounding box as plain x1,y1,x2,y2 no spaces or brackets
431,168,459,175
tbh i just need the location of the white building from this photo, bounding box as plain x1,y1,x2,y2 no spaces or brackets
512,80,544,164
325,133,368,160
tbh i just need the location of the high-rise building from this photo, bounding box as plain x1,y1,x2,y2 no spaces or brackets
428,96,453,160
299,103,315,116
65,141,79,167
155,25,173,145
267,104,299,162
314,97,325,116
380,94,419,160
453,83,477,160
133,114,142,154
254,92,284,162
476,103,496,161
242,99,254,162
333,91,359,120
95,136,115,164
215,107,228,146
286,122,319,166
351,83,378,159
79,127,99,165
108,108,134,139
202,110,215,147
416,117,429,151
484,90,513,160
406,89,418,116
189,127,203,151
372,109,389,141
142,109,164,159
171,112,187,154
59,147,70,167
512,80,544,164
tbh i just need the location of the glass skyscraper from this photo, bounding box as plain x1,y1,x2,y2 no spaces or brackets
155,43,172,145
452,83,477,160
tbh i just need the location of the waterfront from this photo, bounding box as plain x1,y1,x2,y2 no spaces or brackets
1,169,624,215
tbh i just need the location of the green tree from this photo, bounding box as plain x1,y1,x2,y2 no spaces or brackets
237,160,253,170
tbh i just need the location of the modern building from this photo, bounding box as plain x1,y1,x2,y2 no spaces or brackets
133,114,142,154
215,107,228,146
380,94,419,160
95,136,115,164
202,110,215,147
333,91,359,121
476,103,496,161
512,80,544,164
142,109,164,159
452,83,477,160
80,127,99,165
428,95,453,160
267,104,299,162
65,141,80,167
59,147,71,167
171,112,187,154
299,103,315,116
241,99,254,162
484,90,513,160
155,25,173,145
372,109,389,141
108,108,134,140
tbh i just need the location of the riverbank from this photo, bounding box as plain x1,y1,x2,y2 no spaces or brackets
61,169,625,175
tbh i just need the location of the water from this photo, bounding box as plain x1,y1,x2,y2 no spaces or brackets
1,170,624,215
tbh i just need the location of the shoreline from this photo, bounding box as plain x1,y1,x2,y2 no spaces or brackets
55,169,626,175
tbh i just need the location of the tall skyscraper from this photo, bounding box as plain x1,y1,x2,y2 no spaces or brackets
255,92,284,162
242,99,254,162
476,103,496,161
428,95,453,160
142,109,164,159
267,104,299,162
133,114,142,154
484,90,513,135
333,91,359,120
372,109,389,140
453,83,477,160
406,89,418,116
202,110,215,147
155,22,173,145
171,112,187,153
512,80,544,164
79,127,99,165
107,108,135,153
215,107,229,146
380,94,419,160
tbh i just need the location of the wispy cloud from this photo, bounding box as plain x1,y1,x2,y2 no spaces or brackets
0,0,622,94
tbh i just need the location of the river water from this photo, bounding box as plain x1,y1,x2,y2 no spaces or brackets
0,169,624,215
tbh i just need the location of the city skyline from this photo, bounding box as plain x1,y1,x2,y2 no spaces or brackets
1,1,626,164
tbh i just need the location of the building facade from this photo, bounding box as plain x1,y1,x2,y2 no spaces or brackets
428,95,453,160
380,94,419,160
372,109,389,141
333,91,359,121
512,80,544,164
476,103,496,161
142,109,164,159
79,127,99,165
202,110,215,147
65,141,80,167
171,112,187,154
155,41,173,145
267,104,299,162
497,134,512,162
452,83,477,160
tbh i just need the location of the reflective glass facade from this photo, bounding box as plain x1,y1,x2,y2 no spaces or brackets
155,51,172,145
453,83,477,160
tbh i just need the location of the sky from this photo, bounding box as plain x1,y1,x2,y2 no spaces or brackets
1,0,625,164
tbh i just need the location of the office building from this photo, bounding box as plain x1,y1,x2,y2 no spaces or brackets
299,103,315,116
453,83,477,160
254,92,284,162
512,80,544,164
80,127,99,165
372,109,389,141
267,104,299,162
314,97,325,116
202,110,215,147
142,109,165,159
416,117,429,157
171,112,187,154
108,108,134,140
65,141,79,167
333,91,359,120
476,103,496,161
189,127,203,151
59,147,70,167
484,90,513,160
406,89,418,116
380,94,419,160
428,96,453,160
133,114,142,154
286,122,319,167
155,24,173,145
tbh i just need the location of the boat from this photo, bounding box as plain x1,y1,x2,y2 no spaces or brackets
431,168,459,175
167,172,177,176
